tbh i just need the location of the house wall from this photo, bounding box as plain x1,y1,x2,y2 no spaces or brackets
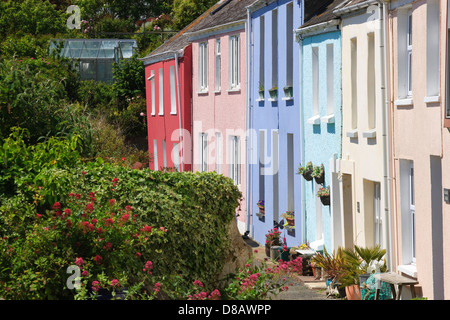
340,7,389,251
301,30,342,252
191,28,248,233
390,0,444,299
144,45,192,172
250,0,303,247
441,0,450,300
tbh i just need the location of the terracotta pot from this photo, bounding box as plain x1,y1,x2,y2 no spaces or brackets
345,284,361,300
286,217,295,226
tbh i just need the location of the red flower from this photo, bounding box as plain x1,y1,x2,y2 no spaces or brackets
121,214,130,222
94,255,103,264
53,202,61,210
140,225,152,233
105,218,114,226
75,257,84,267
36,214,42,219
109,199,115,206
85,202,94,212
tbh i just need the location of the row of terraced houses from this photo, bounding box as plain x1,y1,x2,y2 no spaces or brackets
141,0,450,299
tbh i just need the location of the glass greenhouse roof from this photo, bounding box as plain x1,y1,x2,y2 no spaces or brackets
49,39,138,83
50,39,137,60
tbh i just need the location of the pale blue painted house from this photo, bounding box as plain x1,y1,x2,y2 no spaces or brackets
246,0,333,247
295,0,347,252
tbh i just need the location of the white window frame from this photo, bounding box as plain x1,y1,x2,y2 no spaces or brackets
374,182,382,246
407,10,413,97
169,65,177,115
215,132,222,174
229,35,240,90
229,135,241,185
199,133,208,172
199,42,208,92
150,70,155,115
172,142,180,171
312,46,319,116
409,163,416,264
158,68,164,115
215,39,221,91
153,139,158,171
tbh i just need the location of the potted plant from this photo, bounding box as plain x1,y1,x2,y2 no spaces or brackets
257,200,265,217
264,228,282,257
310,247,347,294
281,210,295,226
297,161,314,181
340,245,388,300
268,85,278,99
317,186,330,206
283,85,293,98
311,164,324,185
258,82,264,100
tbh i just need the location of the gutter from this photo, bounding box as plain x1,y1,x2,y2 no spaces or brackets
245,6,253,237
295,19,340,38
174,50,184,172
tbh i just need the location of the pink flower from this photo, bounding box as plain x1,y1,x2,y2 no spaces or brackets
193,280,204,288
110,279,120,287
109,199,115,206
82,270,89,277
92,280,100,292
75,257,84,267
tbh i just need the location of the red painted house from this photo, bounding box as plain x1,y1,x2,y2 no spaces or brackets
141,4,223,172
141,37,192,172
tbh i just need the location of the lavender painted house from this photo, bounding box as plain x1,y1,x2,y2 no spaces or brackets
247,0,333,247
185,0,255,234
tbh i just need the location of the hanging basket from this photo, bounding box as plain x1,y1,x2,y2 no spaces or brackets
314,174,324,185
320,195,330,206
302,170,313,181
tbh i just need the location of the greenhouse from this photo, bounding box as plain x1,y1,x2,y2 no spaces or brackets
50,39,138,83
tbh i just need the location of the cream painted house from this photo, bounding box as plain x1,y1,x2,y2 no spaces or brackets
334,0,392,261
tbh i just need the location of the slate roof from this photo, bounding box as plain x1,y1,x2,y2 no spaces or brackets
299,0,350,29
186,0,256,35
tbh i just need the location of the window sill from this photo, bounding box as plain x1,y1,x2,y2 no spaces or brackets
151,113,156,117
321,114,335,124
307,115,320,125
362,129,376,139
227,88,241,93
255,98,265,102
268,98,278,102
282,97,294,101
197,90,209,95
170,112,177,115
394,98,413,107
424,95,440,104
214,89,221,94
398,264,417,278
158,113,164,116
346,129,358,138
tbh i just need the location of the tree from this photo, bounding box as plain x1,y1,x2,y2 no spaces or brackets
171,0,218,30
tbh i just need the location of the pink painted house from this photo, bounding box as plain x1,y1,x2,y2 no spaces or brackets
185,0,254,234
389,0,446,299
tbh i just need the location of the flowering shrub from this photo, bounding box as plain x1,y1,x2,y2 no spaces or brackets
0,185,167,299
265,228,282,245
222,259,290,300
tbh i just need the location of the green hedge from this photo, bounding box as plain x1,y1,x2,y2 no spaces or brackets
40,162,242,287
